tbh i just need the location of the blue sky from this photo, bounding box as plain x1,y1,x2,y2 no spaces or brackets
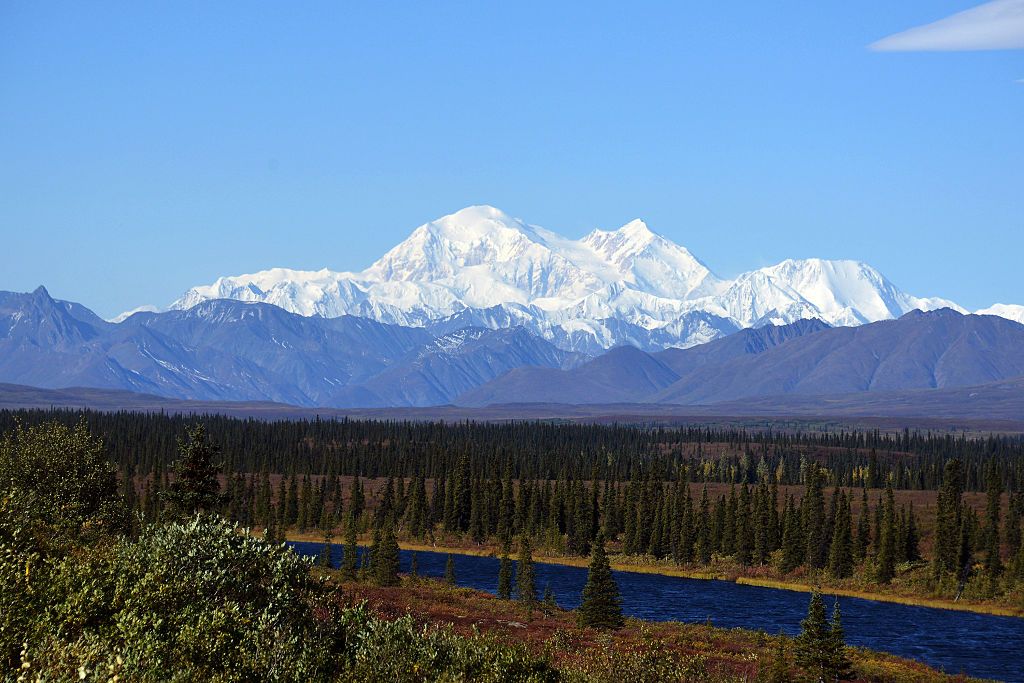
1,1,1021,318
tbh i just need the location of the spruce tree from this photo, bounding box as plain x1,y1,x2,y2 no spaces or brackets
826,599,854,680
543,583,557,612
373,521,401,586
794,590,833,681
876,484,896,584
828,491,853,579
341,512,359,578
516,534,537,606
983,461,1003,580
497,543,514,599
780,496,803,574
165,424,223,516
694,485,712,564
445,553,457,584
317,532,334,568
410,550,419,579
577,532,623,629
853,487,871,563
765,637,793,683
933,459,964,579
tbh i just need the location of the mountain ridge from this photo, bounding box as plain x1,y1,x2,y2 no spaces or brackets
164,205,986,352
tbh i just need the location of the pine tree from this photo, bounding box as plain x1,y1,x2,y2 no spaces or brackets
410,550,419,579
498,543,514,599
445,553,457,584
165,424,223,516
373,521,401,586
516,534,537,606
577,532,623,629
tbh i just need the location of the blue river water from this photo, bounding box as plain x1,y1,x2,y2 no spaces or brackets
290,541,1024,682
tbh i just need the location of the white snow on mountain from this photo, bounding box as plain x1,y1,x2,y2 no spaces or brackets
169,205,1016,350
976,303,1024,325
109,304,159,323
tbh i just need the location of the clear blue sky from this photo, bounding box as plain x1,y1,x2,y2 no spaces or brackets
2,1,1021,318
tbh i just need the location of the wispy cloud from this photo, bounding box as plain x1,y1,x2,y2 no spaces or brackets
871,0,1024,51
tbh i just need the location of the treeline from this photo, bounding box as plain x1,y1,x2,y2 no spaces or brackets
4,408,1024,492
133,428,1024,604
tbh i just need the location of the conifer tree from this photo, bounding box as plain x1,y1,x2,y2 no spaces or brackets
853,487,871,563
827,599,854,680
694,485,712,564
373,521,401,586
828,491,853,579
780,496,803,574
445,553,457,584
349,474,365,522
983,461,1003,580
802,467,827,570
165,425,223,516
876,484,897,584
516,534,537,606
795,591,851,680
410,550,419,579
577,532,623,629
764,637,793,683
904,503,920,563
285,475,300,528
498,543,513,599
317,532,334,568
341,512,359,578
933,459,964,579
543,583,557,612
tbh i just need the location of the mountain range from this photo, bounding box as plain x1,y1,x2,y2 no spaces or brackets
167,205,1020,353
4,285,1024,414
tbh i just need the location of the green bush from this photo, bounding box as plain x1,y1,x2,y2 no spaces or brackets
336,608,558,682
23,515,345,682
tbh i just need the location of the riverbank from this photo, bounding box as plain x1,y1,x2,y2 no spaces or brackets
285,531,1022,618
331,571,981,683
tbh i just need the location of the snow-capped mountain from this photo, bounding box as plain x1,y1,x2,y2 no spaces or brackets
169,205,999,351
976,304,1024,325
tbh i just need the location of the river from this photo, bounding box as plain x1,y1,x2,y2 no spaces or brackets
290,541,1024,682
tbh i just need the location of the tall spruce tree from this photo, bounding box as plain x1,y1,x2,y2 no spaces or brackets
828,491,853,579
876,484,897,584
341,512,359,578
795,591,852,681
933,459,964,579
373,521,401,586
165,424,223,516
983,461,1003,580
498,544,514,600
577,532,623,629
516,534,537,606
445,553,457,584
